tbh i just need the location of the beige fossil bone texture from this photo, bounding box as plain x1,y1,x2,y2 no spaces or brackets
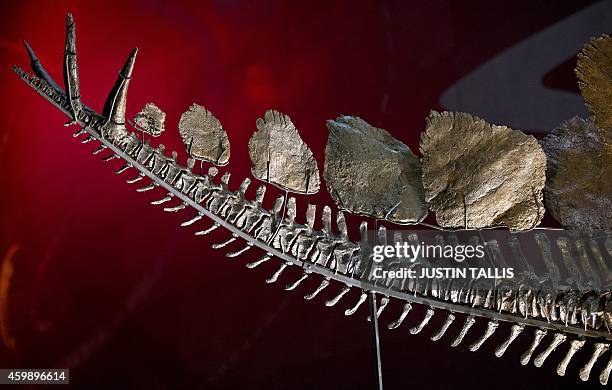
420,111,546,231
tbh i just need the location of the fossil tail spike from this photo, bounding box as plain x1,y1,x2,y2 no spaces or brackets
368,296,390,321
304,278,329,300
226,243,252,258
469,320,499,352
22,40,63,92
181,214,203,227
151,194,173,205
325,285,350,307
246,253,272,269
534,333,566,368
194,223,219,236
409,307,435,335
266,262,289,283
345,292,368,316
495,324,524,357
451,315,476,347
63,13,82,122
557,339,585,376
520,329,547,366
579,342,609,382
387,303,412,330
600,351,612,385
211,235,236,249
102,47,138,140
126,172,144,183
285,273,308,291
92,144,107,155
431,313,455,341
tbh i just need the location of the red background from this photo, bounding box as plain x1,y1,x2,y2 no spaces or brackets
0,0,603,388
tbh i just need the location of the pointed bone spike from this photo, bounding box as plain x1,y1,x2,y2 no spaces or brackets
136,183,155,192
126,174,143,184
304,278,329,300
23,40,63,92
151,195,173,205
431,313,455,341
326,285,350,307
387,303,412,330
469,321,499,352
345,292,368,316
285,273,308,291
163,203,186,212
114,164,131,174
579,342,609,382
495,324,524,357
226,243,252,258
211,236,236,249
93,145,107,155
520,329,547,366
557,339,585,376
181,214,203,227
367,296,390,321
102,48,138,141
534,333,566,368
599,352,612,385
451,316,476,347
376,296,389,318
194,223,219,235
266,262,289,283
409,307,435,334
246,253,272,269
63,13,82,119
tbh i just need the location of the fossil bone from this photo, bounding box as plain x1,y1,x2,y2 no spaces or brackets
102,48,137,142
576,34,612,144
469,320,499,352
431,313,455,341
451,315,476,347
579,342,609,382
179,104,229,165
248,110,319,194
324,116,427,224
420,111,546,230
409,307,435,335
520,328,547,366
541,117,612,231
534,332,566,368
495,324,524,357
134,102,165,137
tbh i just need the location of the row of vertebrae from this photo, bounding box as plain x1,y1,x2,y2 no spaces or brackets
13,13,612,385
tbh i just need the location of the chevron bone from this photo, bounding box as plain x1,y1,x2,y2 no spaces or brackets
12,15,612,386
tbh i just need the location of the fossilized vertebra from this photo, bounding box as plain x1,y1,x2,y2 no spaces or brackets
420,111,546,231
576,34,612,144
248,110,319,194
541,117,612,232
179,103,230,165
324,116,427,224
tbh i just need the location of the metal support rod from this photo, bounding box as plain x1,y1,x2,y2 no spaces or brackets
369,292,384,390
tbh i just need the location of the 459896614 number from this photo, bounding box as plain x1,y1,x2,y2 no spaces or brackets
2,369,69,384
